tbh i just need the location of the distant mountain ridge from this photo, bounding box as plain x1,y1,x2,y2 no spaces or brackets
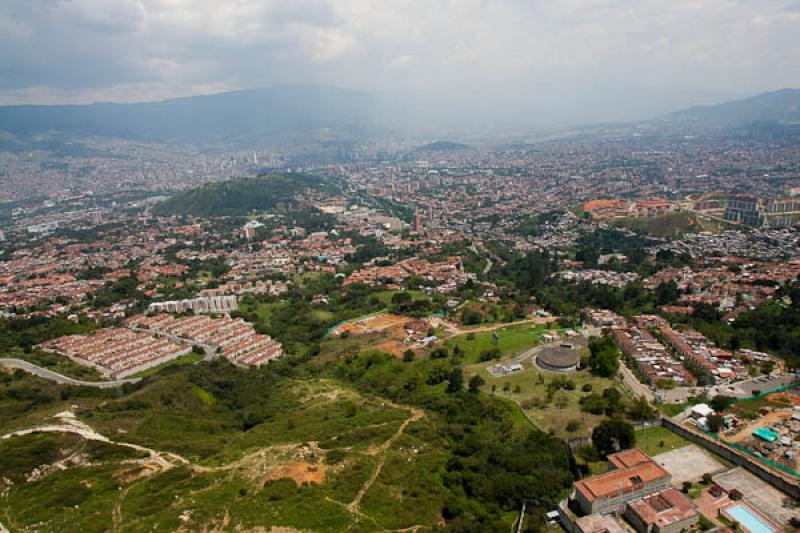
664,88,800,128
0,84,376,144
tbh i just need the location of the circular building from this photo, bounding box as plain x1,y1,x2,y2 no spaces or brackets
535,343,579,372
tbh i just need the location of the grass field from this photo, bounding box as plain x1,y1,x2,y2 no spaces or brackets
634,425,691,457
444,323,553,364
463,356,617,438
613,211,739,238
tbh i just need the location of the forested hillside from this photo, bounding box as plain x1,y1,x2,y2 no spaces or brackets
153,174,332,217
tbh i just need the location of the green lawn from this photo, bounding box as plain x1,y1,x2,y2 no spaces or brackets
634,425,691,457
371,289,426,306
444,323,553,364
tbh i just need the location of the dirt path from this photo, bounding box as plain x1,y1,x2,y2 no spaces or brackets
347,406,424,517
3,402,427,531
725,409,789,443
111,485,131,533
0,410,189,469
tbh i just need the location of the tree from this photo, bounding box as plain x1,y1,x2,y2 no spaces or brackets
446,367,464,393
706,414,724,434
431,347,449,359
588,336,620,377
403,349,415,362
629,395,656,421
468,374,485,393
462,308,482,325
709,395,734,412
655,281,680,305
592,418,635,456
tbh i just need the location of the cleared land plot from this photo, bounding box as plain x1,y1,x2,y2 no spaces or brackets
713,467,798,528
328,313,406,337
653,444,726,486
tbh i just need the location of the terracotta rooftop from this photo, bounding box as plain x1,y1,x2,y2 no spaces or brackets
608,448,652,470
574,449,670,503
626,488,698,527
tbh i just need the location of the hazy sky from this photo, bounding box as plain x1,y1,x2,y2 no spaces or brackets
2,0,799,123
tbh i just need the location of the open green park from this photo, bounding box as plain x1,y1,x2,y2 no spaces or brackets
442,322,557,364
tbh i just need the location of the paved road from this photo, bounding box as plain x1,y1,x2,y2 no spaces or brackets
619,363,655,402
0,358,140,389
656,374,798,404
129,327,218,361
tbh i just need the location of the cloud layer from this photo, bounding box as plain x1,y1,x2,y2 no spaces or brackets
1,0,799,123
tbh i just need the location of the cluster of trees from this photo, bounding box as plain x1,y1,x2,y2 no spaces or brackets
345,236,390,264
669,282,800,369
90,275,143,309
332,351,574,530
389,291,439,317
237,278,391,355
575,228,654,274
587,336,620,377
591,418,636,456
0,315,98,353
152,173,332,217
580,387,623,416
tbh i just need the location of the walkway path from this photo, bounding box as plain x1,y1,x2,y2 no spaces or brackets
347,407,424,517
619,363,654,402
1,411,188,468
0,358,140,388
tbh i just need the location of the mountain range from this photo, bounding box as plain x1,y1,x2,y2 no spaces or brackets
0,85,799,147
664,88,800,128
0,84,376,146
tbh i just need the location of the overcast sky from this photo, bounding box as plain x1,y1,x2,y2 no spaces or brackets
2,0,799,124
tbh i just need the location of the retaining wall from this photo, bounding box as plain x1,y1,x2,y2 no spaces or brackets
661,417,800,499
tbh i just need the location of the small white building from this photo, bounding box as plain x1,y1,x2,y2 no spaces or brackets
690,404,714,420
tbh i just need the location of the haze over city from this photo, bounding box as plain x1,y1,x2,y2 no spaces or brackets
2,0,800,126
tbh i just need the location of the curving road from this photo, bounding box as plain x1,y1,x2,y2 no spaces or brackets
0,358,140,389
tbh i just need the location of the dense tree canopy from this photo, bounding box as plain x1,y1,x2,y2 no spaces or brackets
592,418,635,456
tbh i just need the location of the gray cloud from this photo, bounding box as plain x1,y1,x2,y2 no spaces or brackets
1,0,799,124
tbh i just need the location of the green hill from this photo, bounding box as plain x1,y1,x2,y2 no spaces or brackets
153,173,331,217
415,140,470,152
0,352,573,532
